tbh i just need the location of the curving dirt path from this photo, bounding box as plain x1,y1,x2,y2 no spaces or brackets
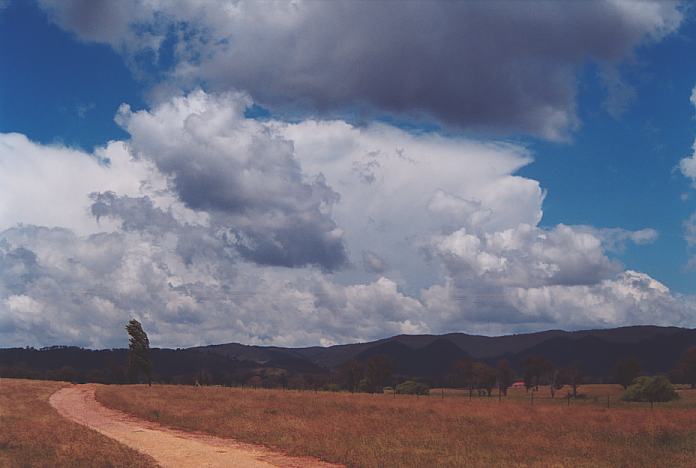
49,385,340,468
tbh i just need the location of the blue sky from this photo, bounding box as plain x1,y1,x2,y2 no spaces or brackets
1,1,695,347
0,1,142,148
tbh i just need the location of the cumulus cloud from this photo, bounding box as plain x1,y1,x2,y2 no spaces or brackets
432,224,620,289
0,223,425,348
115,90,347,270
0,134,156,235
573,226,659,252
280,119,545,291
422,270,695,335
37,0,682,139
0,89,689,348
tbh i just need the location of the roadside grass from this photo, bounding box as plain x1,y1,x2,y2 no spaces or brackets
97,383,696,467
0,378,155,468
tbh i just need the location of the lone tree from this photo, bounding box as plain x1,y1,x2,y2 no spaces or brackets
614,357,641,389
126,319,152,386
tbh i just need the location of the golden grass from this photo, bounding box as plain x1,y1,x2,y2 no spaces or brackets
97,383,696,467
437,384,696,409
0,378,155,468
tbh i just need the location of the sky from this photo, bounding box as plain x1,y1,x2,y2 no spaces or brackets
2,0,696,349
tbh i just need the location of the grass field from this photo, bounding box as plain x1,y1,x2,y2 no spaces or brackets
97,383,696,467
0,379,155,468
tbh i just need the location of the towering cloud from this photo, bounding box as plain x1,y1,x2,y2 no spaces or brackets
115,90,347,270
2,88,689,348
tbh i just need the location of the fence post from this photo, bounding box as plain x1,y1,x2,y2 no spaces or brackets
567,394,570,406
441,388,444,400
531,390,534,406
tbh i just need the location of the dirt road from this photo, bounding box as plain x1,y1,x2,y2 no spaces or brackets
49,385,340,468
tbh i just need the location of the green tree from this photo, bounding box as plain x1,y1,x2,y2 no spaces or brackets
679,347,696,389
614,357,641,389
125,319,152,386
622,375,679,408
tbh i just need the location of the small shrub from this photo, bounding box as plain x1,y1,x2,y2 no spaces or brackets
622,376,679,404
395,380,430,395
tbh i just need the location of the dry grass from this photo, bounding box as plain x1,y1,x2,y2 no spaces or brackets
97,383,696,467
437,384,696,409
0,378,155,468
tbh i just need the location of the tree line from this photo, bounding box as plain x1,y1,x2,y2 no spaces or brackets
3,320,696,395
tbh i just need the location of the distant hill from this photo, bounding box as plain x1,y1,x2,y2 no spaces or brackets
2,325,695,385
197,325,692,372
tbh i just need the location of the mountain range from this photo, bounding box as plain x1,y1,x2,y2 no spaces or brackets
2,325,695,384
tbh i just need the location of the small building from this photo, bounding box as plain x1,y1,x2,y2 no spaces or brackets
511,380,526,389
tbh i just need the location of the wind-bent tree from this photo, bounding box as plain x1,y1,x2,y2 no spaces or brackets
126,319,152,386
614,357,641,389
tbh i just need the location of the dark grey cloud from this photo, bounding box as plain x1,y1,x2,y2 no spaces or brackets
38,1,682,139
90,191,180,234
116,90,347,271
37,0,157,46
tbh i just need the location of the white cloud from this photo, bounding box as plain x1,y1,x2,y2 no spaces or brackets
0,90,689,348
432,224,619,289
0,134,156,235
280,119,544,292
